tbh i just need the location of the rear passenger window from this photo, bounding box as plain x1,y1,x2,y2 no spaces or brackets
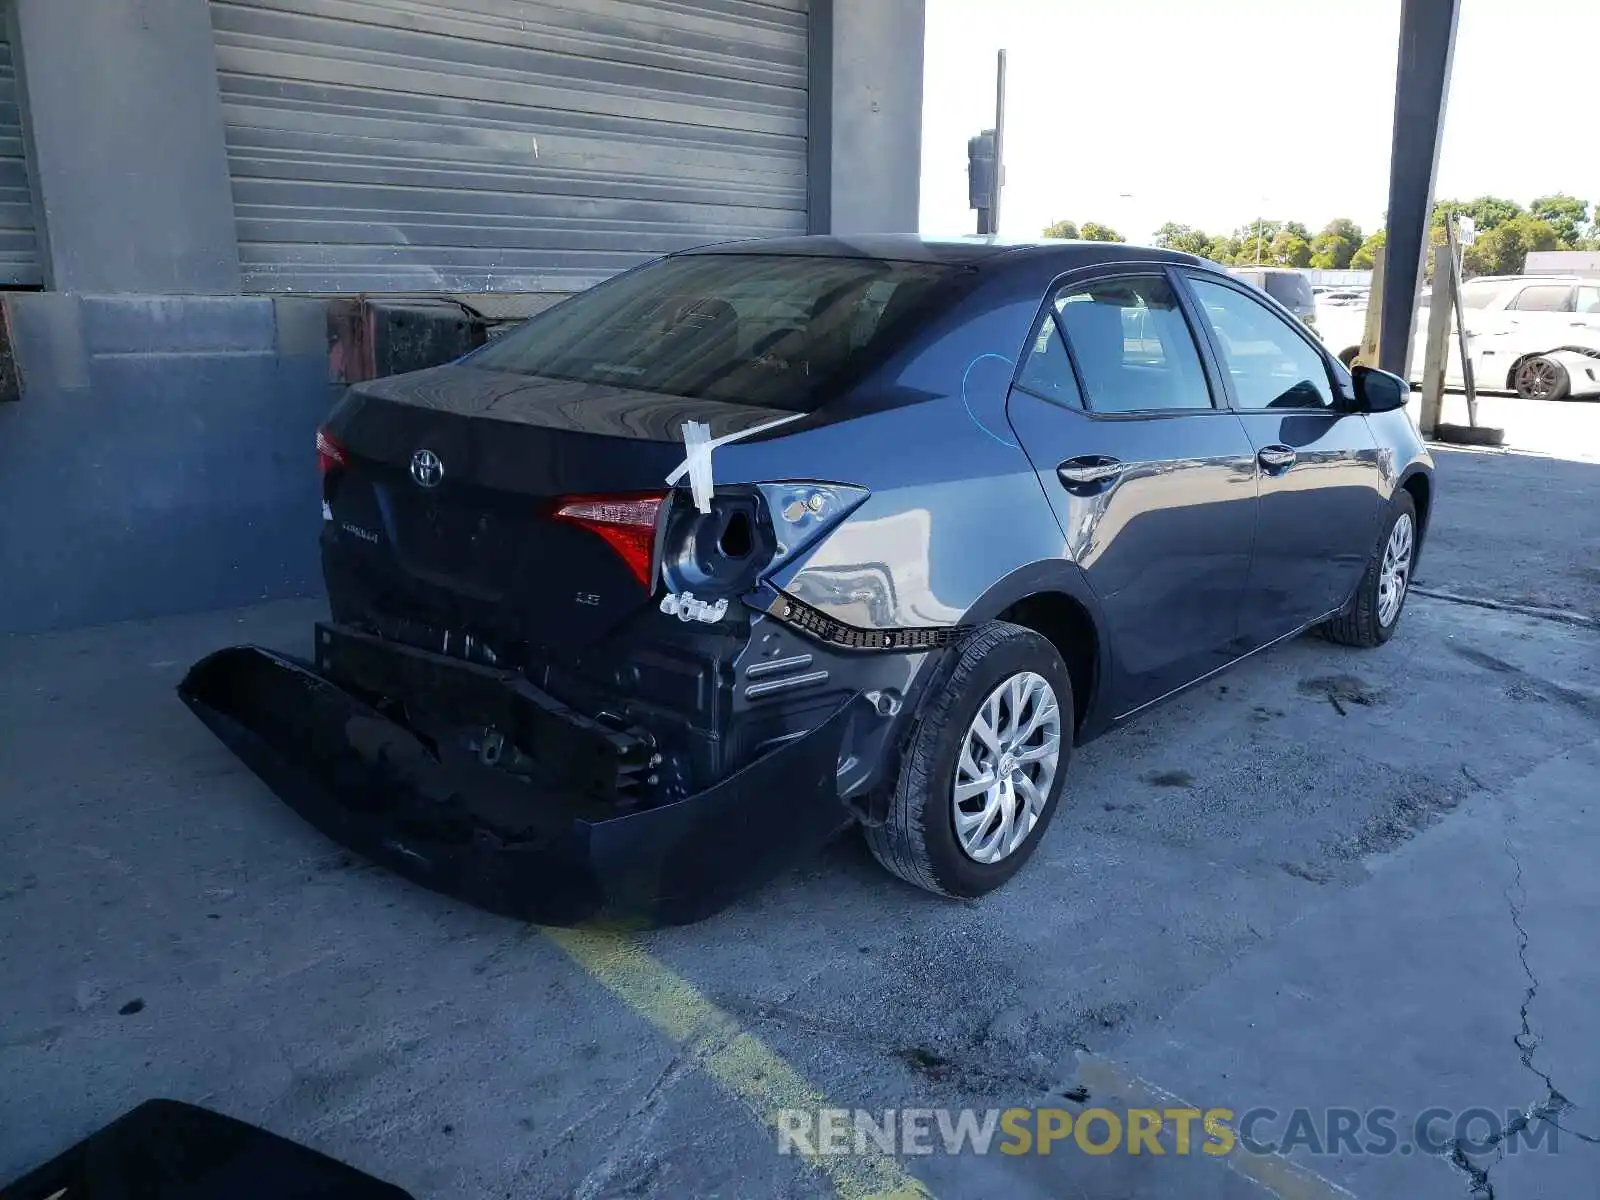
1189,278,1333,410
1509,285,1573,312
1053,276,1213,413
1014,315,1084,409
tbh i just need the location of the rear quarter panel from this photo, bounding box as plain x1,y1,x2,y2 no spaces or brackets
711,270,1081,631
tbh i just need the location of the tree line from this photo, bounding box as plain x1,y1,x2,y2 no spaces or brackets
1040,194,1600,277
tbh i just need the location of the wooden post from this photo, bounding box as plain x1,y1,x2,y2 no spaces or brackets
1444,217,1479,427
1356,248,1386,369
1429,214,1505,446
1417,244,1453,437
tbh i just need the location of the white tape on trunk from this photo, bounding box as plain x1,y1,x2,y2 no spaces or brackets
665,413,804,513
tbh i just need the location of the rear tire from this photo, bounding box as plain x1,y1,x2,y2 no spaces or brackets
1513,355,1570,400
1321,491,1417,648
865,622,1073,898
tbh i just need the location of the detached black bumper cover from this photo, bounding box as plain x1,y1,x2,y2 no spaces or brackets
177,641,857,926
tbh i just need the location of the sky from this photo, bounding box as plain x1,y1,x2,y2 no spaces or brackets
920,0,1600,244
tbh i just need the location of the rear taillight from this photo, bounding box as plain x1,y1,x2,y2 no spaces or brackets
551,492,667,589
316,427,348,475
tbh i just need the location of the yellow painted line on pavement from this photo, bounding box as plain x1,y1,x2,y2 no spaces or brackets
1077,1057,1358,1200
544,924,933,1200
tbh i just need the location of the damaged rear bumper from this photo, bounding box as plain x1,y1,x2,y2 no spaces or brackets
178,635,860,926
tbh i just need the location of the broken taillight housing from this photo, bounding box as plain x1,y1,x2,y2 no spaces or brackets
552,483,870,597
551,492,667,589
658,482,869,598
316,427,348,475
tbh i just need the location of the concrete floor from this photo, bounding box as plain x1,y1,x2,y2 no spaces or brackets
2,398,1597,1199
1424,392,1600,619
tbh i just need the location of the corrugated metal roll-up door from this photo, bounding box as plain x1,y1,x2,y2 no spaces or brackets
211,0,809,294
0,25,41,286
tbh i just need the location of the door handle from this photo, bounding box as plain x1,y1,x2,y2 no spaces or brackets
1057,456,1125,489
1257,444,1296,472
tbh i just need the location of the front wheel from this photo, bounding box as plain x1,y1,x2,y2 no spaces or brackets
1321,491,1417,648
1513,355,1570,400
864,622,1072,898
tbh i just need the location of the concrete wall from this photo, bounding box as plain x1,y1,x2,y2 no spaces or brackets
0,0,927,635
812,0,924,235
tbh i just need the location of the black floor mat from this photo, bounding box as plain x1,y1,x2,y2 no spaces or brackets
1,1100,413,1200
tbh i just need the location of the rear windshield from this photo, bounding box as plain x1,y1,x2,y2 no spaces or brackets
467,253,958,411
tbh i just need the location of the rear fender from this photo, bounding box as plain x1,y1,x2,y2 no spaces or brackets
961,560,1114,738
763,454,1067,633
1542,348,1600,396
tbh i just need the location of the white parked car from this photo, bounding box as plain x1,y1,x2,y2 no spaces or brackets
1319,275,1600,399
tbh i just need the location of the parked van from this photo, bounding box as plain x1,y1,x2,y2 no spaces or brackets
1228,267,1317,329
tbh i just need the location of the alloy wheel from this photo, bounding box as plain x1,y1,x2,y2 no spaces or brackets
952,671,1062,864
1377,512,1414,627
1516,358,1558,399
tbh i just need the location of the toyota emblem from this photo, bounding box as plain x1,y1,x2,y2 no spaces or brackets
409,448,444,488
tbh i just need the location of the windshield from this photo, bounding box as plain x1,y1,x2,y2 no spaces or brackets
467,254,959,412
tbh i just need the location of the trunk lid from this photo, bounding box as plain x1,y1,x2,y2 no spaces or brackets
322,365,797,661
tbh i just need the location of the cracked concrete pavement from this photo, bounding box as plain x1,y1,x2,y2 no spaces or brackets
2,399,1598,1198
1109,734,1600,1200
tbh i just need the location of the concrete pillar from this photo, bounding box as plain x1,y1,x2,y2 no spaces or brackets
1377,0,1460,378
809,0,925,235
8,0,240,293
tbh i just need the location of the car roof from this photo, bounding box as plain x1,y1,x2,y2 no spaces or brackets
678,233,1207,272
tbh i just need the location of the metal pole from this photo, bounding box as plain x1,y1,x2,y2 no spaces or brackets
1377,0,1461,377
990,50,1006,235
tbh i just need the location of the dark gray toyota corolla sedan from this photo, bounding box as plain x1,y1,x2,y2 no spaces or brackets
181,235,1433,924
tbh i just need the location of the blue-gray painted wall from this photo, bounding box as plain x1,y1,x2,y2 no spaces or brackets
1,294,336,633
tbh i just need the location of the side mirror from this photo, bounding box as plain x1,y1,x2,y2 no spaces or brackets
1352,364,1409,413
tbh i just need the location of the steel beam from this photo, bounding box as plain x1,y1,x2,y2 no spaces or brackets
1378,0,1461,377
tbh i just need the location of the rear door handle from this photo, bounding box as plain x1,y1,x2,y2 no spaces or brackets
1257,444,1296,472
1057,456,1125,490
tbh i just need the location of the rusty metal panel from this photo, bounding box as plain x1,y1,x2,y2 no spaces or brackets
0,28,40,287
211,0,809,294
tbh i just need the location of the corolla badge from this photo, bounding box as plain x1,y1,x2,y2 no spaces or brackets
409,448,444,488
